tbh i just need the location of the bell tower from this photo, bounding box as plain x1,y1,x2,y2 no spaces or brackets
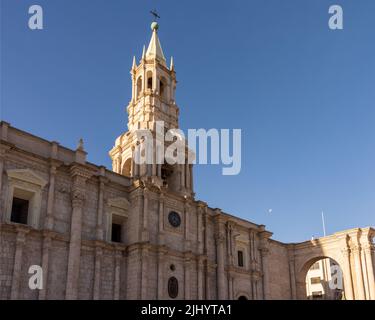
109,22,194,197
127,21,178,132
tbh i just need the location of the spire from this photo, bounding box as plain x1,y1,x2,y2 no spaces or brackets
141,45,146,60
146,22,166,66
132,56,137,70
170,56,174,71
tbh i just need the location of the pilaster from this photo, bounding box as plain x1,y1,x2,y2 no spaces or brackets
214,212,226,300
287,246,297,300
10,227,29,299
96,167,107,240
258,227,272,300
38,231,52,300
197,255,205,300
93,245,103,300
157,246,167,299
363,243,375,299
65,164,93,300
351,244,366,299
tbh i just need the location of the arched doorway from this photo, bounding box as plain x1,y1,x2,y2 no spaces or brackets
302,257,344,300
238,295,248,300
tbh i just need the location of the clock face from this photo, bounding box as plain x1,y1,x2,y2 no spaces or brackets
168,211,181,228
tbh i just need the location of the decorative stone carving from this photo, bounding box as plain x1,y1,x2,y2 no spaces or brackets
107,197,130,212
7,169,47,188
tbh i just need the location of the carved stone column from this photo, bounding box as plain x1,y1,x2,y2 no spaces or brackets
205,262,214,300
287,248,297,300
157,247,166,299
152,146,157,176
203,206,209,255
141,189,149,242
140,245,149,299
251,274,259,300
180,164,185,190
10,228,28,299
158,193,165,245
260,249,269,300
184,201,191,251
197,205,204,254
228,273,234,300
259,228,272,300
131,72,136,103
189,164,193,191
65,165,92,300
96,168,107,240
134,144,140,178
38,233,52,300
185,163,190,190
227,222,235,266
248,229,255,299
45,161,59,230
352,245,366,299
363,244,375,300
215,219,226,300
93,245,103,300
184,255,191,299
114,250,122,300
131,146,135,177
116,155,122,174
197,256,205,300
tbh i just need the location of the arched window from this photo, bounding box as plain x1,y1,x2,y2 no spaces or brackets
122,158,132,177
136,76,143,98
168,277,178,299
159,77,167,100
146,71,153,90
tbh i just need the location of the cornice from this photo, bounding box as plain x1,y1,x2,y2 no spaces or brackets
69,163,95,180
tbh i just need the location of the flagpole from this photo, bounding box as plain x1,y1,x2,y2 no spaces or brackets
321,211,326,237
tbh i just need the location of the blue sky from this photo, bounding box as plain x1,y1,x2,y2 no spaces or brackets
1,0,374,242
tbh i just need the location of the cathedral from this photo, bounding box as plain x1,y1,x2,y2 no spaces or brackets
0,22,374,300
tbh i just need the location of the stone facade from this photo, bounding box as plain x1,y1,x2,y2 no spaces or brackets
0,22,374,300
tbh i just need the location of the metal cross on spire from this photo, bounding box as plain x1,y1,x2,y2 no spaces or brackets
150,9,160,22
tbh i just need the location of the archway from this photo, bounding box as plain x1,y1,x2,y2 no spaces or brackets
238,295,248,300
303,257,344,300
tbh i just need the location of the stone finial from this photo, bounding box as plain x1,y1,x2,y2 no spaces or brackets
132,55,137,70
77,138,84,151
170,56,174,71
142,45,146,60
75,138,87,163
0,121,10,141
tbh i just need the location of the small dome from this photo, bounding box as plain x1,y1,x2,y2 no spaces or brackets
151,21,159,31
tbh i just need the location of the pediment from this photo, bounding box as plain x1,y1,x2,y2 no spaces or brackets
7,169,48,188
107,197,130,210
